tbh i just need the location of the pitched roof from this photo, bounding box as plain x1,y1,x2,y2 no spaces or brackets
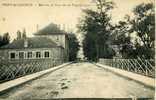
0,37,60,49
34,23,66,35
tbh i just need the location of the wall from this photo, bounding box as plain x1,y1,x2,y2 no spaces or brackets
38,34,69,62
39,35,65,48
0,47,64,64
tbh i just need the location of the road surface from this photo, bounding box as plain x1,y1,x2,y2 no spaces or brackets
0,62,154,99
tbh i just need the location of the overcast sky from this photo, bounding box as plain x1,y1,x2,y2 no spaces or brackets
0,0,153,40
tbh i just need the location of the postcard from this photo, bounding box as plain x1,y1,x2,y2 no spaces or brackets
0,0,155,100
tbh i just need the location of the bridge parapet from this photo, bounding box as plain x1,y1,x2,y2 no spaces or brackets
0,59,63,83
99,58,155,78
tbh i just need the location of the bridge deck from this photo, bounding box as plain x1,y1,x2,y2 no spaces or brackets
0,62,154,99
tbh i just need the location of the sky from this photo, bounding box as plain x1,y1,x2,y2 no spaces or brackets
0,0,153,40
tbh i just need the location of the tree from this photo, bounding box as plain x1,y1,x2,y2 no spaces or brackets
111,3,155,59
0,33,10,47
2,33,10,45
78,0,115,61
130,3,155,59
82,33,97,61
112,19,136,58
68,33,80,61
0,35,3,47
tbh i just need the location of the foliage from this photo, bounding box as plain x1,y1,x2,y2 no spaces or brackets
112,19,135,58
78,0,115,61
0,33,10,47
131,3,155,59
68,33,80,61
82,33,97,61
112,3,155,59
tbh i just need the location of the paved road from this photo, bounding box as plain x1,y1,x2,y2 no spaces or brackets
0,62,154,99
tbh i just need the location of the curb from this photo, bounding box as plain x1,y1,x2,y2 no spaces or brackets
0,62,72,94
95,63,155,89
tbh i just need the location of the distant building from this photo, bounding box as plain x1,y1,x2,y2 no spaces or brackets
0,23,69,64
34,23,69,61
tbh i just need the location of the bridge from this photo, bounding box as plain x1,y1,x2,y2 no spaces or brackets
0,61,155,99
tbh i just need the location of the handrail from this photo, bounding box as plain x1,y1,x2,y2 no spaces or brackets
99,58,155,78
0,59,64,83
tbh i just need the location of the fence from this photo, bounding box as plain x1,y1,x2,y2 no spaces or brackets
99,58,155,78
0,59,63,83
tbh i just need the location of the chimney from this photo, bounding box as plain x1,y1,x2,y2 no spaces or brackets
24,39,28,48
36,24,39,32
58,24,61,30
63,24,66,31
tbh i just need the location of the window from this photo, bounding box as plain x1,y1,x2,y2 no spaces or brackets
19,52,24,59
10,52,15,59
36,52,41,58
44,51,50,58
27,52,32,59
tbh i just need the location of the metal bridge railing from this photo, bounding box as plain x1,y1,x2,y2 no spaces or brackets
99,58,155,78
0,59,63,83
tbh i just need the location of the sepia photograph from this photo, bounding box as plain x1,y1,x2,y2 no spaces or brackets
0,0,155,99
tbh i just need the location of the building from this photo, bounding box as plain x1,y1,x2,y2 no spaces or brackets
0,23,69,65
34,23,69,62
